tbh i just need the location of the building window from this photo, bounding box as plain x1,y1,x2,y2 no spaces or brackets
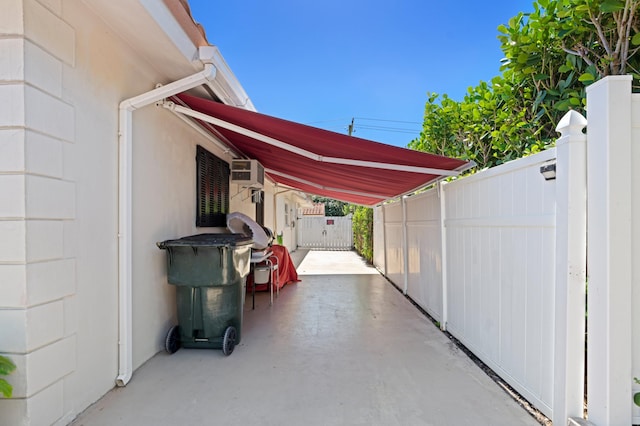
284,202,290,226
196,145,229,227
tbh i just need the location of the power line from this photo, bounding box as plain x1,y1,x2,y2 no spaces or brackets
306,117,422,128
305,117,423,136
355,117,423,125
356,125,419,135
304,118,352,125
344,117,421,136
322,125,351,131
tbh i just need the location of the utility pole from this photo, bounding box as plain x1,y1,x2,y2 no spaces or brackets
347,117,354,136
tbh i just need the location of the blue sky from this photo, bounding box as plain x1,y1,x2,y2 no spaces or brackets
188,1,534,147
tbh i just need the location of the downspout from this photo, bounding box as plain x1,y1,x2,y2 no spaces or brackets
116,47,217,386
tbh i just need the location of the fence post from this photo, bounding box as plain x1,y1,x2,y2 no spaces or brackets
439,181,448,331
585,75,633,426
402,196,409,294
381,205,387,276
382,204,389,277
553,110,588,425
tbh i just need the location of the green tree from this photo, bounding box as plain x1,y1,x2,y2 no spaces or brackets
536,0,640,82
310,196,349,217
411,0,640,169
498,0,640,113
410,72,547,169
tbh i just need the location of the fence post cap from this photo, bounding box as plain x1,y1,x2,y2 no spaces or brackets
556,110,587,137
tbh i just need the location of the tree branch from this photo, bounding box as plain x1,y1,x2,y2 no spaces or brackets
589,8,614,57
561,43,605,76
620,1,638,74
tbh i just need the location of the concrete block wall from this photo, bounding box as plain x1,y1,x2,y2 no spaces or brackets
0,0,77,425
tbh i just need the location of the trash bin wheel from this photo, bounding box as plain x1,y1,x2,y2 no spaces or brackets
165,325,180,354
222,326,237,356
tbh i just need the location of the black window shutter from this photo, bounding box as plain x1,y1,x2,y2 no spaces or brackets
196,145,229,227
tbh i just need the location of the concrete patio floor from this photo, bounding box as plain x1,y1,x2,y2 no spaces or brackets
71,250,540,426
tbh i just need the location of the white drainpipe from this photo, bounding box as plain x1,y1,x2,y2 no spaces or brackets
115,47,217,386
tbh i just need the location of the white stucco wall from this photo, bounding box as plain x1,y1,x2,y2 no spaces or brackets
273,190,302,251
0,0,260,424
131,107,251,369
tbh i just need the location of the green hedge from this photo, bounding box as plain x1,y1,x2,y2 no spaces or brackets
352,206,373,264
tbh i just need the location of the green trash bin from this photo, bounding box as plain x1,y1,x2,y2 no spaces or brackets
157,233,252,356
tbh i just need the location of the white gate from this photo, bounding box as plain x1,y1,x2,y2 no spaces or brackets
297,215,353,250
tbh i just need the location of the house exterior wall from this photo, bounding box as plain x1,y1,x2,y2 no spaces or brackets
0,0,260,424
1,1,81,424
288,193,302,250
271,190,301,251
131,108,253,370
229,183,259,218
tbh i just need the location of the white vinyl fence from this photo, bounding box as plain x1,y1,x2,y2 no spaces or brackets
297,215,353,250
631,90,640,426
375,76,640,425
584,76,640,426
375,106,592,424
373,206,386,273
442,149,559,418
376,148,561,420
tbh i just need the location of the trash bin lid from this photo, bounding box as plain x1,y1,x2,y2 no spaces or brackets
158,233,253,248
